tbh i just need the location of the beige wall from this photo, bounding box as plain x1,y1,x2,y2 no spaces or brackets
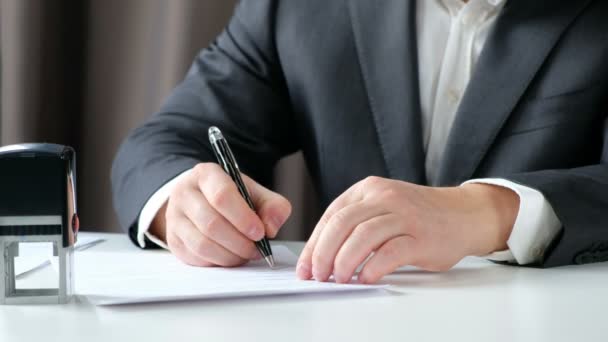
79,1,237,232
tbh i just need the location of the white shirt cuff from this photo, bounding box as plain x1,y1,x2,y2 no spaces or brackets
462,178,562,265
137,169,193,249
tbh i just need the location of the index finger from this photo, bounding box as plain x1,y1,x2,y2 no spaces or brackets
296,182,363,280
243,175,292,238
197,164,265,241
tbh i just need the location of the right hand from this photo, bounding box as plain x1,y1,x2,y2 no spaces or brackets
150,163,292,267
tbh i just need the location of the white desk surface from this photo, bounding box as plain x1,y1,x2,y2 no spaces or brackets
1,232,607,342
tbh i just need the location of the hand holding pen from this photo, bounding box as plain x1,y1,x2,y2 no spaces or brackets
208,126,280,267
151,128,292,268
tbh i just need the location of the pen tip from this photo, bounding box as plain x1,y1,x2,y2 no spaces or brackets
265,255,276,268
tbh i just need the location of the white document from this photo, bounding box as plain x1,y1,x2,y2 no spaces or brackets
15,236,104,278
74,245,385,306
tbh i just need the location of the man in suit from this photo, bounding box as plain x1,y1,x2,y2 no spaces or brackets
112,0,608,284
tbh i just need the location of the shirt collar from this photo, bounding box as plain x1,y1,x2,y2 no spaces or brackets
439,0,507,10
438,0,507,18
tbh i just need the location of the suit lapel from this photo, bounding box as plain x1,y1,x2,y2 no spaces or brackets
436,0,594,185
349,0,426,184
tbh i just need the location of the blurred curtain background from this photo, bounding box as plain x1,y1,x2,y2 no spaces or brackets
0,0,319,240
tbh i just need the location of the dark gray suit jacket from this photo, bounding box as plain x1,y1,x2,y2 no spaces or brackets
112,0,608,267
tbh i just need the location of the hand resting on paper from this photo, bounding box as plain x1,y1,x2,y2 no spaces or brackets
295,177,519,284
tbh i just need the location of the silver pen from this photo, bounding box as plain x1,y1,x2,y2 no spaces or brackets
208,126,275,268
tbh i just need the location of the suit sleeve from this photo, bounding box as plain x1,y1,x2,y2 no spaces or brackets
505,119,608,267
111,0,297,245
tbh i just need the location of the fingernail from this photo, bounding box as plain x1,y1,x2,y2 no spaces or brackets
248,226,263,241
250,250,262,260
296,262,310,279
334,273,347,284
312,267,324,282
265,215,284,237
357,272,370,284
272,215,285,231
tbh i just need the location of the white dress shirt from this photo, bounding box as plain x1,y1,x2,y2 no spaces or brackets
137,0,562,265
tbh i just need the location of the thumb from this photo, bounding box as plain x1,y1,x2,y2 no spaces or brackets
243,175,292,238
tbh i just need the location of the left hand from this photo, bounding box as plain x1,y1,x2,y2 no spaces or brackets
296,176,519,284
